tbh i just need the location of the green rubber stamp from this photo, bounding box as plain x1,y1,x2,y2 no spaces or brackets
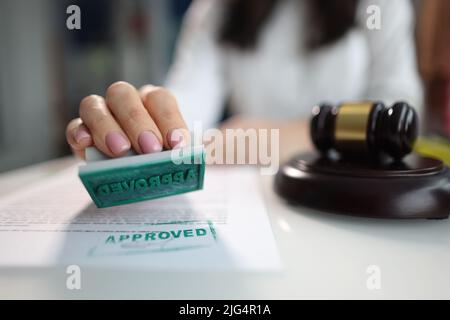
79,146,205,208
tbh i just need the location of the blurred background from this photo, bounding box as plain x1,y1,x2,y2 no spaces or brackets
0,0,448,173
0,0,192,172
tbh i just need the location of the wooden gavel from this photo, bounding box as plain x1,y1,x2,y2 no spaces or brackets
310,101,418,160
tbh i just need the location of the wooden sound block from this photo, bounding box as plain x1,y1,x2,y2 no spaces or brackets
274,152,450,219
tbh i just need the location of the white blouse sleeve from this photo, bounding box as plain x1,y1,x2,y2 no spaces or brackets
357,0,424,116
165,0,228,130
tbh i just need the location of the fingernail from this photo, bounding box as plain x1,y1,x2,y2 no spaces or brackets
138,131,162,154
168,129,187,149
74,127,91,144
105,132,130,155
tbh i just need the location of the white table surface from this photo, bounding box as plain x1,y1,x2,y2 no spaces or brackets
0,157,449,299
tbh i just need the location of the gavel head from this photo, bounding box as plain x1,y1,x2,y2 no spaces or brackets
310,101,418,160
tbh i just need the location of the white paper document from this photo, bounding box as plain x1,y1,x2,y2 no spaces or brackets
0,165,281,271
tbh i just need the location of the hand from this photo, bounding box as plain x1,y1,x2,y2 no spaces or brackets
66,82,190,159
219,116,312,163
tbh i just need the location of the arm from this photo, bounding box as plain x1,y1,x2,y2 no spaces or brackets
165,0,228,130
358,0,424,116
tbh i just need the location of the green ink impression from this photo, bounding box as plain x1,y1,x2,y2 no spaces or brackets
79,146,205,208
104,228,208,245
